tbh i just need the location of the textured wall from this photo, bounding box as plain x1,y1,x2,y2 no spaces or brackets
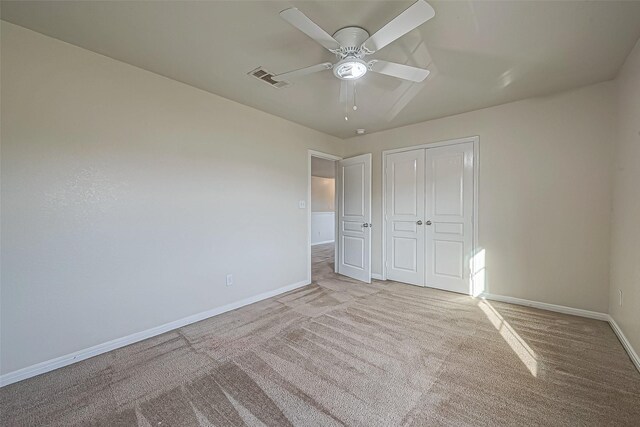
310,176,335,244
311,176,335,212
609,38,640,355
0,23,341,374
311,213,335,245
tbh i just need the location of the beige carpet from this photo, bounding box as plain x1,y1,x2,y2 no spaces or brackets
2,242,639,426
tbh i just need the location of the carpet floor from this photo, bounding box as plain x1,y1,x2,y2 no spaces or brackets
1,243,639,426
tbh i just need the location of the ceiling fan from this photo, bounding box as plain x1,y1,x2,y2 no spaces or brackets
273,0,435,86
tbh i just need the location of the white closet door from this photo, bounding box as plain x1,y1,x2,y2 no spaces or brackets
425,142,474,294
385,149,425,286
337,154,372,283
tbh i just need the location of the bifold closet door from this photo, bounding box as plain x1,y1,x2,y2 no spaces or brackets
425,142,474,294
385,149,425,286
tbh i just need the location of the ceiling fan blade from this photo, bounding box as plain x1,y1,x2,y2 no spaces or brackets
369,60,430,82
280,8,341,52
361,0,435,54
273,62,333,81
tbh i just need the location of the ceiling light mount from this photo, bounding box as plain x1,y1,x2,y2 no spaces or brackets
331,27,371,80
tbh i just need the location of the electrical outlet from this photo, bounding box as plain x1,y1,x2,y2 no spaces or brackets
226,274,233,287
618,289,623,306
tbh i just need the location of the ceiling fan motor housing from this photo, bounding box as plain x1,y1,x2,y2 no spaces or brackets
331,27,371,80
332,27,370,59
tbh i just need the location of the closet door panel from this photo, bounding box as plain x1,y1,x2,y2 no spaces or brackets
385,149,425,286
425,142,474,294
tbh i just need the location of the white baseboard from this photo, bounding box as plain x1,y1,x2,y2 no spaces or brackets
4,284,637,387
479,292,609,321
607,316,640,373
311,240,334,246
0,279,310,388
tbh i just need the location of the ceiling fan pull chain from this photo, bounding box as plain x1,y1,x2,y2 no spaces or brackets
344,87,349,121
353,82,358,111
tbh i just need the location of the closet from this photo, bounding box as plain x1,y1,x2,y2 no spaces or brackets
384,140,475,294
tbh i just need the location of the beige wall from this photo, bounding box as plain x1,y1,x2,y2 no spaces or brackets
609,39,640,354
311,176,335,212
0,23,342,375
343,82,616,313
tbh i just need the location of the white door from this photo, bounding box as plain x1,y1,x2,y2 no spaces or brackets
337,154,371,283
425,142,474,294
385,149,425,286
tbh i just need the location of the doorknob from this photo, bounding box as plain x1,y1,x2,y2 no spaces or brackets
416,220,423,225
426,220,432,225
363,223,369,228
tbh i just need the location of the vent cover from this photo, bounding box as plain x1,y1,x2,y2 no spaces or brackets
248,67,291,88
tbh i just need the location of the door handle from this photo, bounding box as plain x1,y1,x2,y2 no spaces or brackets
426,220,432,225
416,220,423,225
363,223,369,228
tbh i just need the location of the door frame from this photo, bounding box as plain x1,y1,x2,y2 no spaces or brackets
381,136,479,295
308,150,342,284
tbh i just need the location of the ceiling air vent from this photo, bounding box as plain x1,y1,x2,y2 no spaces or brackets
248,67,291,88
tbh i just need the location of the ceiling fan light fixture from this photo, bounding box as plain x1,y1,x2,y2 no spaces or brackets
333,59,368,80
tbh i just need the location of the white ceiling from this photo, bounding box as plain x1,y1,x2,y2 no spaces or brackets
2,1,640,139
311,157,336,179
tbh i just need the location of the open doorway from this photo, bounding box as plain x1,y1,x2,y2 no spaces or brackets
308,151,340,283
